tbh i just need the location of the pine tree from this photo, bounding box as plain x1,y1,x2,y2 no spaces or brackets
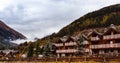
27,43,34,57
76,35,85,56
42,41,51,57
42,41,56,57
34,42,41,57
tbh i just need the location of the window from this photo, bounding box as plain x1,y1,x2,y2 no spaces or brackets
110,41,113,44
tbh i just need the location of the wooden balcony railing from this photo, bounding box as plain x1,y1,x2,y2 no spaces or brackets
83,41,89,44
91,37,100,41
90,43,120,49
65,42,77,46
54,42,77,47
56,49,78,53
54,43,63,47
103,34,120,40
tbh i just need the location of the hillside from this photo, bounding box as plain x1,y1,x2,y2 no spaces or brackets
0,20,26,49
56,4,120,37
32,4,120,46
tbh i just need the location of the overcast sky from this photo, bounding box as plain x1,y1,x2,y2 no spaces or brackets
0,0,119,44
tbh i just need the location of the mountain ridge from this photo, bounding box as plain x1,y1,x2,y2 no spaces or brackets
0,20,26,49
0,20,26,40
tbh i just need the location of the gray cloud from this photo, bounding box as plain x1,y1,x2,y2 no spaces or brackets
0,0,120,43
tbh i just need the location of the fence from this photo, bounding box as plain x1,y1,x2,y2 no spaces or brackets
1,57,120,62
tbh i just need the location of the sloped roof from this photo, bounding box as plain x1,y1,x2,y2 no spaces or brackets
65,36,75,42
87,30,102,37
56,38,64,43
82,34,89,41
56,36,77,43
103,24,120,35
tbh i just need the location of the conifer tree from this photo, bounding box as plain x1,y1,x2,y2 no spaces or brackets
76,35,85,56
27,43,34,57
